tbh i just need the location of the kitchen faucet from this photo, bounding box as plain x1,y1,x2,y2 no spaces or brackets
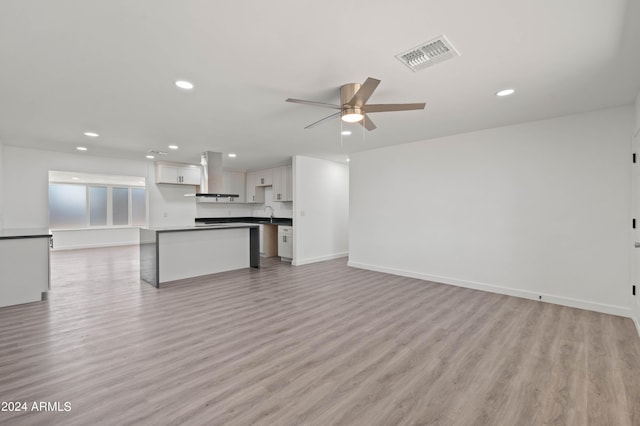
264,205,274,221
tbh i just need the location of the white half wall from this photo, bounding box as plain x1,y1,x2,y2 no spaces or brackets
349,106,634,317
293,156,349,265
52,228,139,250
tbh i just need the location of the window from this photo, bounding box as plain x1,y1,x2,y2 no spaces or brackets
48,172,146,230
89,186,108,226
112,187,129,226
131,188,146,226
49,184,87,228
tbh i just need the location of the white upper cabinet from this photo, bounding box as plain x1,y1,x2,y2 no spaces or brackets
255,169,273,187
272,165,293,202
155,162,201,186
246,171,265,203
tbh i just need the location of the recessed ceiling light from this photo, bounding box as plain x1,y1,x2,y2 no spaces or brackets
76,146,87,151
84,132,99,138
168,145,179,150
71,177,79,180
146,155,155,159
175,80,194,90
496,88,515,97
346,158,351,162
341,130,352,136
228,153,237,158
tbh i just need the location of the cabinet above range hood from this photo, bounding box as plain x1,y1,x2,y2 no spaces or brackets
195,151,239,198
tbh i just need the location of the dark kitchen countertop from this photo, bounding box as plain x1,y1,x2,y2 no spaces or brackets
141,223,259,233
0,228,52,240
195,217,293,226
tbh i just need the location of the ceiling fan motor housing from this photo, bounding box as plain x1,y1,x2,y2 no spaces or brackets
340,83,361,106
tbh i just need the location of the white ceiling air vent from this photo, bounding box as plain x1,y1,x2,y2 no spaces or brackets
395,35,459,72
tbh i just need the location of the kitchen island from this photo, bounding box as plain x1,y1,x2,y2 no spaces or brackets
139,224,259,288
0,228,52,307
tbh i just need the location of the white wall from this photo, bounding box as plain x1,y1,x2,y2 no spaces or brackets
636,91,640,136
350,106,634,317
0,140,4,230
147,177,197,228
196,203,253,218
634,92,640,332
293,156,349,265
2,145,197,238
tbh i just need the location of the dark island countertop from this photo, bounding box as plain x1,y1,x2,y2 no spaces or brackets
195,217,293,226
0,228,52,240
141,223,259,234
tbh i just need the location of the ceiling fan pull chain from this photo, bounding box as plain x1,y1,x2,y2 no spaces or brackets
362,116,366,142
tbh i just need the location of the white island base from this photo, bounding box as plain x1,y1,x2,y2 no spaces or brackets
140,224,259,287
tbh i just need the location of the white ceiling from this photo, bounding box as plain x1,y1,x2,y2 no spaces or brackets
1,0,639,170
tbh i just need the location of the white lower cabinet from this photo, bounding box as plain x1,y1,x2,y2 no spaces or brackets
0,237,50,307
278,226,293,261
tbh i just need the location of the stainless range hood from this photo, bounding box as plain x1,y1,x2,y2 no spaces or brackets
195,151,239,198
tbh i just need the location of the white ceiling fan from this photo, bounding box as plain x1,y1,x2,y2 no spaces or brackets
286,77,426,131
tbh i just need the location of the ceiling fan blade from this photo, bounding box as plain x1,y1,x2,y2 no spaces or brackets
286,98,341,110
365,103,426,113
358,115,377,131
304,112,341,129
348,77,381,107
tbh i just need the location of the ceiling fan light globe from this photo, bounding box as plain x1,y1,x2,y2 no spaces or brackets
341,107,364,123
342,113,363,123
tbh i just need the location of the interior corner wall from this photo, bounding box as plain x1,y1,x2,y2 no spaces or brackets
349,105,634,317
293,156,349,265
636,91,640,134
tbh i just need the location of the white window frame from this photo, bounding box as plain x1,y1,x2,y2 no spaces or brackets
49,183,146,230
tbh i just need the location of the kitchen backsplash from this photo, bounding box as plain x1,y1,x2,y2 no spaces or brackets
195,188,293,219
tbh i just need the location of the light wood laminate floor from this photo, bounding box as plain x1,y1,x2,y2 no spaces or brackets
1,246,640,425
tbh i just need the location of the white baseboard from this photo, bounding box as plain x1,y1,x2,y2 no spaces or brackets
348,261,631,318
52,241,138,251
293,252,348,266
